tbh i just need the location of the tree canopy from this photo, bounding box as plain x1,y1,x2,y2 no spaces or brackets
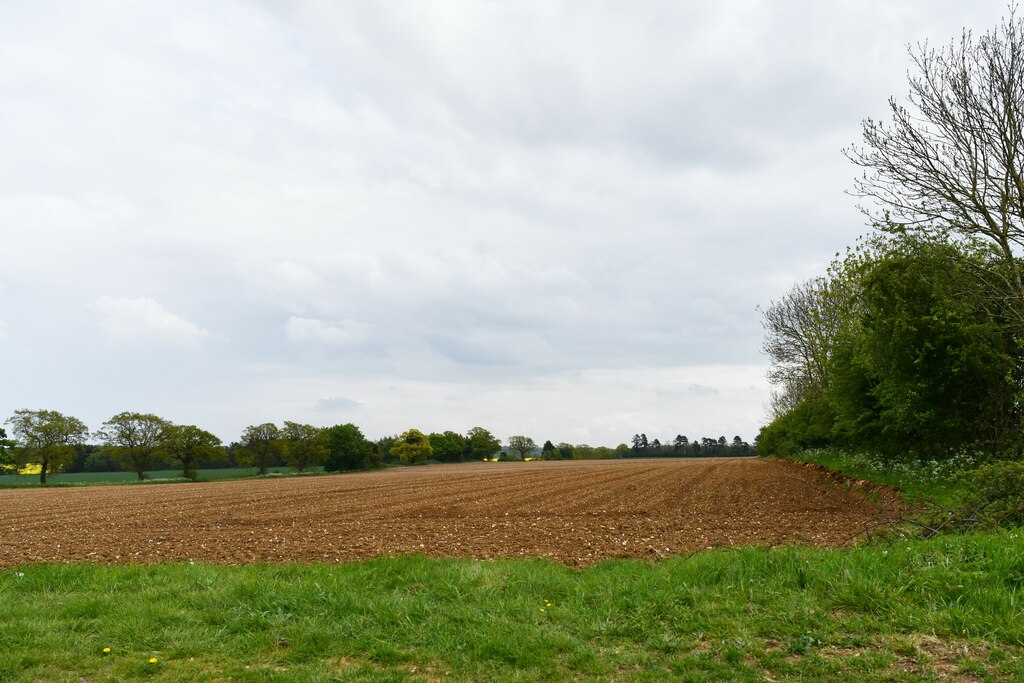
98,412,170,481
237,423,283,476
846,8,1024,279
164,424,222,480
324,423,370,472
281,422,327,473
428,431,467,463
759,232,1021,458
506,435,537,460
391,428,433,465
5,409,89,484
465,427,501,461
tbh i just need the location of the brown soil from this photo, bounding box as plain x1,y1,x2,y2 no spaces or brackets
0,458,894,567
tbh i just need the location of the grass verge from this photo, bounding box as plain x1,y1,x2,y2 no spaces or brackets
2,534,1022,682
778,447,975,506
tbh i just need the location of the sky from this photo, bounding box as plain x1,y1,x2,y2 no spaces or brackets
0,0,1010,447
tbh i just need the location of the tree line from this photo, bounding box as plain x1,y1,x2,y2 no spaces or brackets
760,8,1024,461
628,434,754,457
0,410,755,484
0,412,510,484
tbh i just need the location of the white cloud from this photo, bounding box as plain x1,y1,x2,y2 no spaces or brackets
314,397,362,412
0,1,1011,441
284,317,372,347
86,296,213,349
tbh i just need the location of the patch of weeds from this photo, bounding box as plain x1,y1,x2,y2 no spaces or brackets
787,632,823,654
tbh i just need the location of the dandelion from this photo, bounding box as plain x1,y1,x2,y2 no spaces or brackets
539,608,545,612
149,657,158,664
102,647,111,654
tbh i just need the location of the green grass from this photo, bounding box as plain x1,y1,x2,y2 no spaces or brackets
0,466,317,487
779,447,973,505
2,533,1022,681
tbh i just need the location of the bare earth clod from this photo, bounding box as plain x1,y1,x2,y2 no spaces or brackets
0,458,889,567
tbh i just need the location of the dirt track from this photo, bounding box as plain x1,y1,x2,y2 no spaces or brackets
0,458,890,567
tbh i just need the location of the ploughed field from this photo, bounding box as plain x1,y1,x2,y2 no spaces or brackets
0,458,888,567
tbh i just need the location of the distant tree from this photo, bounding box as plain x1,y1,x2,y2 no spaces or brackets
574,444,595,459
376,435,399,464
593,446,614,459
83,448,119,472
391,428,433,464
428,431,467,463
98,412,170,481
614,443,630,458
164,424,222,480
465,427,501,461
281,421,327,472
557,442,575,460
0,428,15,473
237,423,283,475
541,439,557,459
651,438,662,454
506,435,537,460
631,433,650,455
5,409,89,484
673,435,688,452
324,423,371,471
367,443,384,469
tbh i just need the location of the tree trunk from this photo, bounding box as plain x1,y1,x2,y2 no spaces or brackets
137,468,145,481
39,457,47,485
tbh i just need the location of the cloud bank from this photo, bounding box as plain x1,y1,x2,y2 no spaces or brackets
0,0,1009,444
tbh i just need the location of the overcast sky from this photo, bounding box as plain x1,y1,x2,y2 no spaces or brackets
0,1,1010,447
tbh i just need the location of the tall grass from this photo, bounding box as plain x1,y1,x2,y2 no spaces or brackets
784,447,984,505
2,533,1022,681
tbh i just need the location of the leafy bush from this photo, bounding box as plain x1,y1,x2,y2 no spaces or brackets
756,395,834,456
960,460,1024,528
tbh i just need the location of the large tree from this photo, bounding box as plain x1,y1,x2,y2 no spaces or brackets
164,424,222,480
541,439,557,459
828,235,1018,457
5,409,89,484
324,423,370,472
760,277,851,414
758,232,1021,458
237,423,282,475
845,9,1024,294
465,427,501,461
428,431,467,463
0,427,16,473
506,435,537,460
98,412,170,481
281,421,327,472
391,428,433,464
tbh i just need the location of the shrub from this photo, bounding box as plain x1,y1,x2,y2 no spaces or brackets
960,460,1024,528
